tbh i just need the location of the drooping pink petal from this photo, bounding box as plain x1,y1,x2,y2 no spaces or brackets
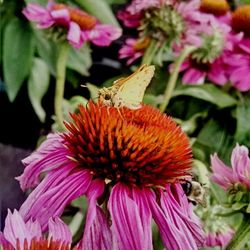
146,189,190,250
108,183,152,250
19,166,92,231
67,21,83,48
210,154,234,190
85,24,122,46
22,3,54,28
48,217,72,244
164,184,205,247
16,133,72,191
78,179,112,249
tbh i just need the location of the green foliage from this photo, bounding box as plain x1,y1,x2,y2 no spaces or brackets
173,84,237,109
3,18,35,101
28,58,50,122
235,95,250,147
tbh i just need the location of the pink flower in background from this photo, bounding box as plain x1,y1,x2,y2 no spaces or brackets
16,102,205,249
23,1,121,48
210,144,250,190
119,37,151,65
0,209,72,250
224,37,250,92
205,229,234,249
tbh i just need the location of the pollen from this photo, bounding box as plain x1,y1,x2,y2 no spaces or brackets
200,0,230,15
53,4,97,30
232,5,250,35
63,102,192,188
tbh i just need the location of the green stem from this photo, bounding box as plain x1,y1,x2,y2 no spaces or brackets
141,39,158,65
55,43,69,131
159,46,195,112
226,214,250,250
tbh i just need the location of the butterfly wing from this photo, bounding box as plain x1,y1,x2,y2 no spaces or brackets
113,65,155,109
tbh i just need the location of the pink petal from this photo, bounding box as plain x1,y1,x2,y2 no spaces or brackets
3,210,34,248
146,189,189,250
78,179,112,249
231,144,250,188
108,183,152,250
182,68,206,85
19,166,92,231
50,9,70,25
16,133,72,191
210,154,234,190
22,3,54,28
67,22,83,48
26,219,42,239
163,184,205,247
0,231,9,249
86,24,122,47
48,217,72,244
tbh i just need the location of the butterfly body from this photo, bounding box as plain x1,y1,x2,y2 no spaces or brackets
98,64,155,109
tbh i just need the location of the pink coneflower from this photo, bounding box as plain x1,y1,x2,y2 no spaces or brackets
211,144,250,190
17,102,205,249
118,0,229,65
206,229,234,249
119,37,151,65
0,209,72,250
22,1,121,48
210,144,250,213
222,6,250,92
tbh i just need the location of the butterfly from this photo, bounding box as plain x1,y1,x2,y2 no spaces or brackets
98,64,155,109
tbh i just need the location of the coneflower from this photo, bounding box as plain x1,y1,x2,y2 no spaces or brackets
0,210,72,250
22,0,121,48
17,100,205,249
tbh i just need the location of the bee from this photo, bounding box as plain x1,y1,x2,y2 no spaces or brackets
181,180,208,207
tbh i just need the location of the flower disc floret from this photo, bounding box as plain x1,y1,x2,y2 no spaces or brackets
232,5,250,35
63,102,192,187
200,0,230,15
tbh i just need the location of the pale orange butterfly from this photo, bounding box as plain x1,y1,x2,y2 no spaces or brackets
98,64,155,109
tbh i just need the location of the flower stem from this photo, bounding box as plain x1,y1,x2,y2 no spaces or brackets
159,46,195,112
55,43,69,131
141,39,158,65
225,214,250,250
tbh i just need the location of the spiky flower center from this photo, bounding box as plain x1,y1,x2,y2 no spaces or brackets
191,28,224,63
140,5,184,43
200,0,230,15
232,5,250,35
52,4,97,30
64,103,192,188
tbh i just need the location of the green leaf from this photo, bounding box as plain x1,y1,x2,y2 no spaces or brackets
67,44,92,76
235,95,250,147
193,119,235,164
232,202,247,211
74,0,120,27
86,82,99,100
35,29,58,75
3,18,35,101
24,0,47,4
173,84,237,108
28,58,50,122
